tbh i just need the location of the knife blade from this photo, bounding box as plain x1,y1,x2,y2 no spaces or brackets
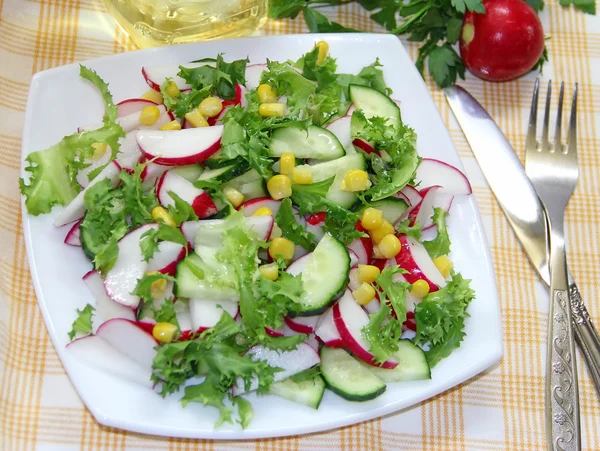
444,85,600,396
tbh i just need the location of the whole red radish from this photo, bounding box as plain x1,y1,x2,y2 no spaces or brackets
459,0,545,82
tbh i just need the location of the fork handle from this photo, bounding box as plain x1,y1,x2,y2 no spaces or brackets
569,282,600,395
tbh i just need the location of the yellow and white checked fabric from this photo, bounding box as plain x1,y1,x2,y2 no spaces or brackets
1,0,599,449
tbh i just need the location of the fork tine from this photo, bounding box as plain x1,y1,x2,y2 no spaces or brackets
541,80,552,152
526,79,540,152
554,82,564,153
567,83,578,157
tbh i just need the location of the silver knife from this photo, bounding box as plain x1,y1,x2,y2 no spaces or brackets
445,85,600,395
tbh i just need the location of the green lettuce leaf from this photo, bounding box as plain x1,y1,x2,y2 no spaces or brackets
160,80,212,119
178,55,249,100
395,218,422,241
336,59,391,99
67,304,95,340
275,198,316,251
132,272,176,303
414,272,475,367
20,66,125,215
422,208,451,259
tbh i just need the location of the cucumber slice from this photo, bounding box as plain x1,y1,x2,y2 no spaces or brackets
298,153,366,209
320,347,386,401
349,85,401,129
222,169,267,200
361,340,431,382
356,198,408,224
169,164,204,182
270,125,345,160
174,254,239,301
287,234,350,315
269,374,326,409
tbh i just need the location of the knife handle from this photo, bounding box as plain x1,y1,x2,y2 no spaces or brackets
569,283,600,396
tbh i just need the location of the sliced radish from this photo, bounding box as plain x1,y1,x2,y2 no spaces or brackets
235,83,248,108
348,248,360,267
66,335,152,387
137,126,223,166
240,197,281,216
415,158,472,196
406,186,454,230
347,223,372,265
284,315,319,334
265,325,284,337
104,223,158,308
234,343,320,394
181,221,201,246
115,131,143,171
333,290,398,369
95,318,158,371
142,62,210,91
117,98,158,117
394,235,446,292
314,307,345,348
397,185,422,207
80,105,168,134
156,171,218,219
305,212,326,242
82,271,135,324
364,298,381,315
326,115,353,151
64,219,82,246
353,138,377,155
348,267,361,291
141,160,170,189
76,148,112,188
244,63,268,91
147,241,187,276
189,298,239,332
54,161,121,227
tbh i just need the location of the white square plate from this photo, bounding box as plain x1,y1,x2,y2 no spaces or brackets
21,33,502,440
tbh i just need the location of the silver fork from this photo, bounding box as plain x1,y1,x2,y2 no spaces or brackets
526,80,581,451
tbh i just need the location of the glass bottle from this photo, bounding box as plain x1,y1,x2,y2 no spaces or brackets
104,0,268,48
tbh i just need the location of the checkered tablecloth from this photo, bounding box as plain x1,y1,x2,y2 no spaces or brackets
1,0,599,449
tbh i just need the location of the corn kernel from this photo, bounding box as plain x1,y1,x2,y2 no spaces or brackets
340,169,371,192
361,207,383,231
315,41,329,65
259,263,279,281
257,84,278,103
411,279,430,298
139,105,161,126
141,89,164,104
352,282,376,305
378,234,401,258
252,207,273,217
357,264,380,284
269,237,295,261
433,255,453,278
259,102,285,118
267,174,292,200
150,277,167,300
185,108,209,128
160,120,182,131
270,223,283,239
279,152,296,175
91,142,108,160
223,186,244,208
165,80,180,98
151,206,176,228
293,166,313,185
198,96,223,118
369,220,395,244
152,322,178,343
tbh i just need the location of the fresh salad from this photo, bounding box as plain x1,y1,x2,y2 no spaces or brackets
20,41,476,428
